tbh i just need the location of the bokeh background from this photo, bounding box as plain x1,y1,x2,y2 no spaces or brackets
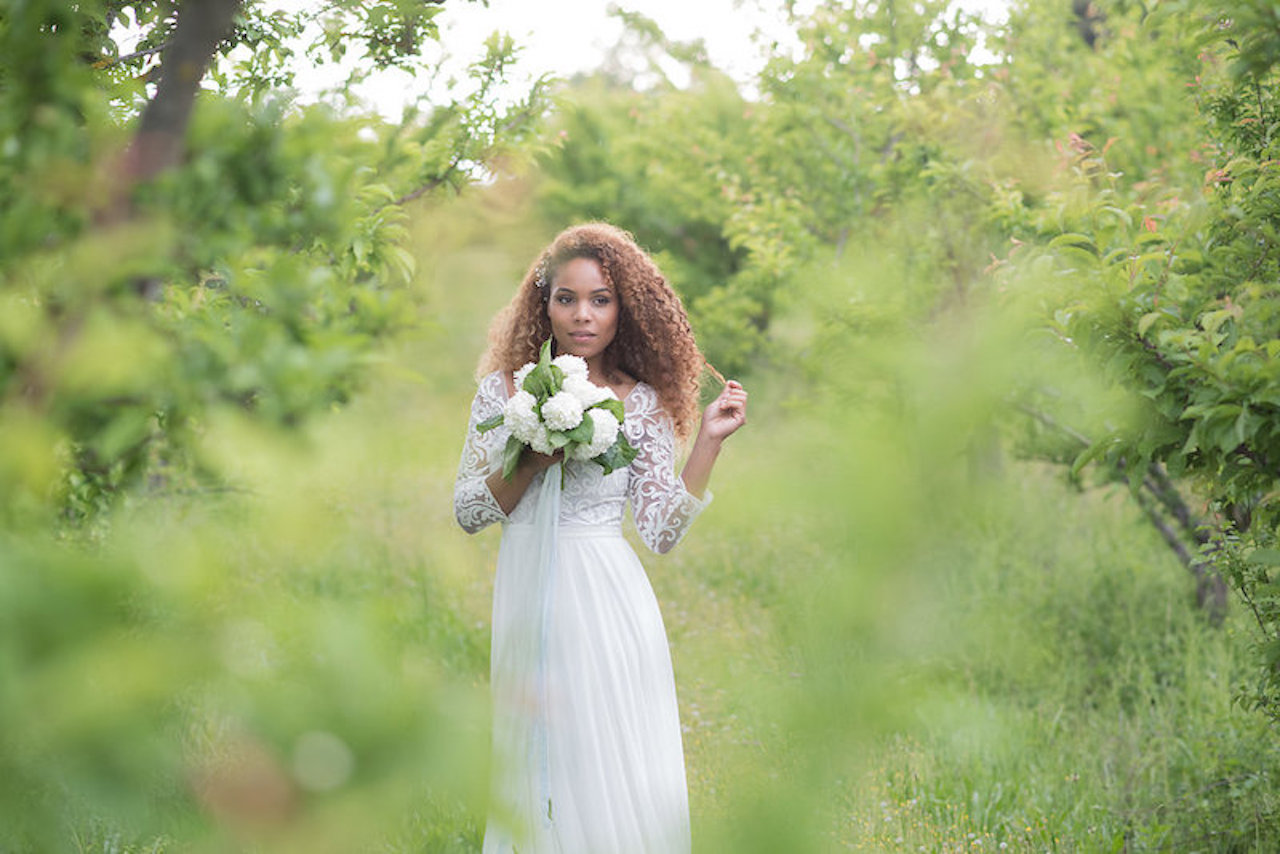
4,1,1280,851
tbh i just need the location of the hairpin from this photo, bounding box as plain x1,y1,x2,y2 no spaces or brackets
534,259,549,289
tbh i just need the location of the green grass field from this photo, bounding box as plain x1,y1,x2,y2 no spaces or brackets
34,206,1280,853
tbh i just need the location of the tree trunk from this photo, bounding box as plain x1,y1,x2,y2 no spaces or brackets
121,0,243,185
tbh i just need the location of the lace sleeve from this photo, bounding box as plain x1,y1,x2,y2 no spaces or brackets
625,384,712,554
454,372,510,534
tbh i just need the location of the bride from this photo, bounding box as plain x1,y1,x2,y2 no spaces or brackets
454,223,747,853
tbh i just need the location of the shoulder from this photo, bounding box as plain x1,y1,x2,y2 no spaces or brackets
473,371,509,407
623,381,676,441
624,380,660,415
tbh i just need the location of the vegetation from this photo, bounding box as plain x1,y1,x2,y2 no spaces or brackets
3,0,1280,850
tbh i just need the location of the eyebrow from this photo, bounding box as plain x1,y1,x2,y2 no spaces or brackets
552,286,614,296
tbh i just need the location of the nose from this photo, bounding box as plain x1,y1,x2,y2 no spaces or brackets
573,300,591,322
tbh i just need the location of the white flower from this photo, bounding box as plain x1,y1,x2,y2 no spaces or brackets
542,391,585,431
528,424,555,456
503,390,540,443
568,408,620,460
551,353,588,380
563,373,616,407
513,362,536,389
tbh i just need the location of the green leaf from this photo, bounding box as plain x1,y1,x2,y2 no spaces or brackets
1070,439,1112,479
1049,233,1099,254
594,434,637,476
501,435,524,480
1137,311,1163,337
594,398,625,422
548,431,571,450
564,417,594,444
524,369,553,399
476,413,504,433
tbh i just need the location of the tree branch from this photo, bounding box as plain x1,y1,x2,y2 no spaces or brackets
93,42,170,70
383,158,462,209
1015,400,1227,619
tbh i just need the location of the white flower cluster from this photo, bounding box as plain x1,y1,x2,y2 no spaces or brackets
503,390,548,452
479,340,636,481
542,390,585,431
567,408,621,460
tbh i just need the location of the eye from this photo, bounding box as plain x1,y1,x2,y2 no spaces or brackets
592,295,612,306
555,294,573,305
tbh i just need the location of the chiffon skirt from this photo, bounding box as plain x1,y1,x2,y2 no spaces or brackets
482,523,691,854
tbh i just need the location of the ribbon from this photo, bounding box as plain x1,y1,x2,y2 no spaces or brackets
530,462,562,837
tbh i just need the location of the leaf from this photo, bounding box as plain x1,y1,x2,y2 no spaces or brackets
1137,311,1163,337
501,435,524,480
548,431,571,450
594,434,637,476
1049,233,1099,254
524,369,554,399
564,418,594,444
1070,439,1113,478
476,413,504,433
594,398,625,422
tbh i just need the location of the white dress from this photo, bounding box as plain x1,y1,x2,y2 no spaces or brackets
454,371,710,854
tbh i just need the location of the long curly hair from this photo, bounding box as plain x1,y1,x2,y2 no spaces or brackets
480,223,704,440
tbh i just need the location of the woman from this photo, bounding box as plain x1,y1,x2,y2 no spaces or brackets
454,223,747,854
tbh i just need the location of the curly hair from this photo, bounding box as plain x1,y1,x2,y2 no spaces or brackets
480,223,704,440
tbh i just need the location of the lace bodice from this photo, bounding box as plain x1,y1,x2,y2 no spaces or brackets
454,371,710,554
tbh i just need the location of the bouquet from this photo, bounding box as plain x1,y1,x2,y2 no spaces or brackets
478,340,638,481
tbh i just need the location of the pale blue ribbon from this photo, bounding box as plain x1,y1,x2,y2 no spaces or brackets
530,462,562,834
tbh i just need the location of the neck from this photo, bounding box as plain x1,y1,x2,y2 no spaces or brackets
586,355,610,387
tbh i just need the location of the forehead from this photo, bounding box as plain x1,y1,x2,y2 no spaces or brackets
551,257,611,291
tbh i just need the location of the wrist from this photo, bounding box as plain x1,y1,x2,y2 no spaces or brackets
695,427,724,450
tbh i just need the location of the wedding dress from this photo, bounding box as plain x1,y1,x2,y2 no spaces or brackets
455,371,709,854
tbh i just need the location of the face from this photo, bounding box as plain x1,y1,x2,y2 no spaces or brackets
546,257,619,367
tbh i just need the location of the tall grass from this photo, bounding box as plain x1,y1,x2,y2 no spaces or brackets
7,196,1279,852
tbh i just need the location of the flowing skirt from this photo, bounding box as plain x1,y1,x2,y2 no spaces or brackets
482,523,691,854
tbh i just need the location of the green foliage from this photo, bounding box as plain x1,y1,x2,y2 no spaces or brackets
531,20,756,374
0,0,547,527
9,0,1280,849
996,0,1280,721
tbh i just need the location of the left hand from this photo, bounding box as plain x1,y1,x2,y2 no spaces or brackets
699,380,748,443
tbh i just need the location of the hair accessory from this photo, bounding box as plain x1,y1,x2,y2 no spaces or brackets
534,259,549,289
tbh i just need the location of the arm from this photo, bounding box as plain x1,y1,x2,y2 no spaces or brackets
453,373,513,533
626,381,745,554
485,449,561,515
680,380,748,498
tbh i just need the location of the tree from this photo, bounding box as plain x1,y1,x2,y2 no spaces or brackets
1009,0,1280,719
0,5,547,843
0,0,548,525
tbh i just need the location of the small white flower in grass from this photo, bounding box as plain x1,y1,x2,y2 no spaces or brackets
564,374,616,407
514,362,535,388
503,390,540,443
551,353,588,380
568,408,620,460
542,391,584,431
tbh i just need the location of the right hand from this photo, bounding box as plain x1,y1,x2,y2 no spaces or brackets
521,448,564,473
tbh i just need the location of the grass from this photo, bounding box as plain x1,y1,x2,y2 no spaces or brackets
10,200,1280,852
